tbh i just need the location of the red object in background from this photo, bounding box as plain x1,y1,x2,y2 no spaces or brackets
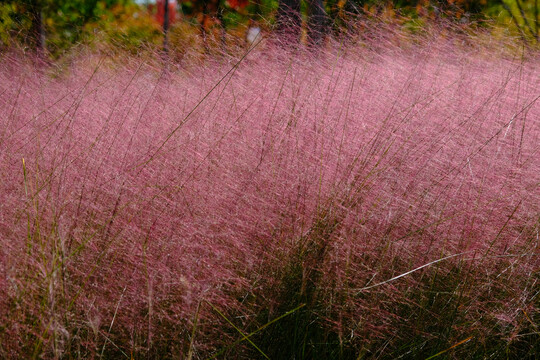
156,0,177,26
228,0,249,9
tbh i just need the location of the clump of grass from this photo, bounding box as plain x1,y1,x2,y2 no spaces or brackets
0,23,539,359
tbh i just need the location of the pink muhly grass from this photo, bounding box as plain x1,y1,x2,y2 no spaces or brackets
0,30,539,358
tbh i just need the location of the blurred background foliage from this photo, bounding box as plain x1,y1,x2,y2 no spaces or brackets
0,0,538,57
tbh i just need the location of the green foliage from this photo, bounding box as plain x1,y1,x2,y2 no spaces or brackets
1,0,538,57
500,0,539,43
90,3,163,55
0,3,16,47
0,0,146,54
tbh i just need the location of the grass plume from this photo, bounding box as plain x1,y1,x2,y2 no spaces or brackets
0,26,539,358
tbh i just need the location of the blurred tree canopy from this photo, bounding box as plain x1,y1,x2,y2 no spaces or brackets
0,0,538,55
0,0,144,52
